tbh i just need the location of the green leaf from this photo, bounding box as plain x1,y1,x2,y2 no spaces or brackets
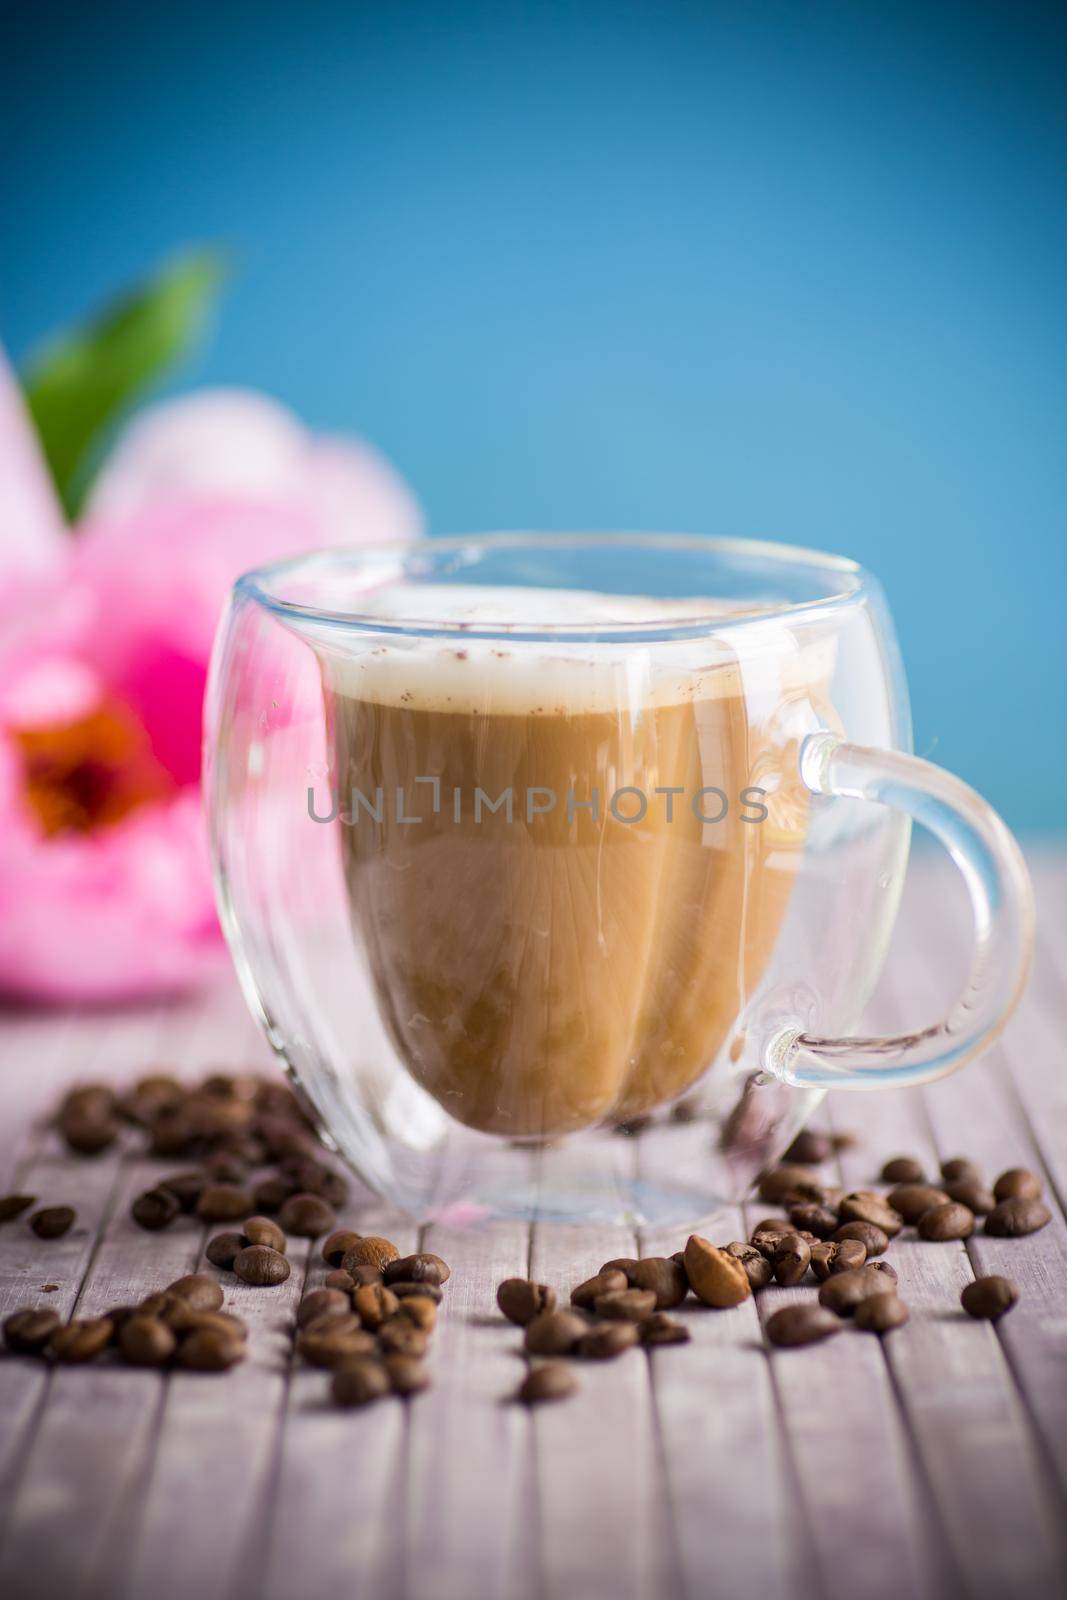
21,247,229,519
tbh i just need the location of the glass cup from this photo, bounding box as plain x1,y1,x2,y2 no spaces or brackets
205,533,1033,1224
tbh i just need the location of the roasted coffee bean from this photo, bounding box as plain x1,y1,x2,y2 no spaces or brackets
4,1308,60,1354
49,1317,113,1363
940,1157,982,1185
757,1165,820,1206
868,1259,898,1282
880,1156,925,1184
640,1312,691,1346
201,1156,248,1187
766,1305,842,1347
788,1203,839,1241
139,1291,178,1318
723,1242,774,1290
233,1245,291,1286
599,1258,641,1284
352,1284,400,1329
397,1295,438,1333
384,1354,431,1395
684,1235,751,1307
324,1269,356,1293
783,1129,833,1165
837,1192,903,1237
571,1270,629,1310
594,1288,657,1323
341,1237,399,1274
810,1239,868,1280
168,1308,247,1340
886,1184,951,1225
178,1329,246,1371
61,1084,116,1120
332,1358,391,1407
918,1202,975,1242
772,1233,811,1287
131,1189,181,1231
834,1221,888,1257
819,1266,896,1316
0,1194,36,1223
383,1253,451,1288
238,1216,284,1254
60,1109,120,1155
519,1363,577,1404
30,1206,76,1240
854,1293,910,1333
298,1288,351,1328
321,1229,362,1267
943,1177,997,1214
251,1175,297,1214
961,1276,1019,1320
751,1226,791,1262
577,1321,640,1359
298,1323,376,1369
497,1278,557,1326
993,1168,1042,1203
195,1184,253,1223
524,1309,589,1356
157,1171,205,1212
206,1231,245,1270
377,1319,429,1358
120,1316,177,1367
985,1197,1051,1237
167,1274,225,1311
389,1279,443,1303
278,1192,337,1238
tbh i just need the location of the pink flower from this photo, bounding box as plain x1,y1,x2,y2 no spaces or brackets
0,372,422,1003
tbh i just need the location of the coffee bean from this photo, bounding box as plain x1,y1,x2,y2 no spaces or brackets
984,1197,1051,1237
341,1237,399,1274
594,1288,658,1323
854,1293,910,1333
0,1194,36,1223
383,1253,451,1288
772,1233,811,1287
577,1321,640,1359
757,1165,820,1206
321,1229,362,1267
352,1284,400,1329
783,1129,833,1165
167,1274,225,1311
834,1221,888,1257
278,1193,337,1238
170,1309,247,1341
202,1155,248,1186
886,1184,951,1225
818,1266,896,1316
299,1322,376,1368
918,1202,975,1241
120,1316,177,1367
837,1192,903,1237
60,1109,120,1155
684,1235,751,1308
961,1276,1019,1320
396,1295,438,1332
943,1177,997,1214
788,1202,839,1241
599,1258,641,1284
571,1270,629,1310
251,1176,296,1214
233,1245,291,1286
940,1157,981,1184
377,1319,429,1358
241,1215,287,1253
390,1280,443,1303
868,1260,898,1282
669,1096,701,1123
49,1317,113,1363
519,1363,577,1404
157,1171,206,1212
206,1231,246,1270
178,1329,246,1370
324,1269,356,1293
723,1242,773,1290
139,1291,178,1318
4,1308,60,1354
384,1354,431,1395
30,1206,76,1240
195,1184,253,1223
524,1309,589,1355
640,1312,691,1346
298,1288,351,1328
497,1278,557,1326
766,1305,842,1347
992,1168,1042,1203
132,1189,181,1231
880,1156,925,1184
811,1239,868,1280
332,1358,390,1407
750,1226,791,1262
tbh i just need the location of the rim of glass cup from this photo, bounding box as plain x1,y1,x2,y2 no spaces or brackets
235,530,870,643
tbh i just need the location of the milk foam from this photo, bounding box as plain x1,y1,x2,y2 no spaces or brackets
314,584,835,715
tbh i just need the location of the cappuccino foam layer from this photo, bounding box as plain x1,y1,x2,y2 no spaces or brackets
315,584,835,716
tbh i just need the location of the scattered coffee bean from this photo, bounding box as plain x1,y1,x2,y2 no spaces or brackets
252,1176,296,1214
497,1278,557,1326
332,1358,391,1407
171,1309,247,1341
384,1354,431,1395
640,1312,691,1346
352,1284,400,1329
341,1237,400,1274
324,1269,356,1293
30,1206,76,1240
594,1288,657,1323
834,1221,888,1257
943,1177,996,1214
750,1225,791,1262
178,1329,246,1371
783,1128,833,1164
120,1316,177,1366
0,1194,36,1223
131,1189,181,1231
383,1253,451,1287
278,1193,337,1238
389,1280,443,1303
139,1291,177,1318
168,1274,225,1311
397,1295,438,1333
519,1363,577,1404
629,1257,689,1309
577,1321,640,1359
571,1270,629,1310
321,1229,362,1267
837,1192,903,1237
940,1157,981,1184
868,1260,898,1282
854,1293,910,1333
599,1258,641,1283
59,1110,120,1155
243,1216,287,1253
524,1309,589,1356
299,1322,376,1368
788,1202,839,1241
985,1197,1051,1237
766,1304,842,1347
156,1171,205,1212
378,1319,430,1358
961,1276,1019,1320
723,1242,773,1290
195,1184,253,1223
4,1307,60,1354
880,1156,925,1184
757,1165,820,1205
49,1317,114,1362
886,1184,951,1225
233,1245,291,1286
818,1266,896,1317
772,1233,811,1287
918,1202,975,1241
298,1288,351,1328
206,1231,246,1270
684,1235,751,1308
811,1240,867,1280
992,1168,1042,1203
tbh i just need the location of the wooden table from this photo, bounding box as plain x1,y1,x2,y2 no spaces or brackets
1,853,1065,1600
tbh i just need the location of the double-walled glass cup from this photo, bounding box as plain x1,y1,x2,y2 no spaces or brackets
205,533,1033,1224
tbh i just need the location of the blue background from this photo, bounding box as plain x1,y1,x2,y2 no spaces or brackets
3,1,1065,833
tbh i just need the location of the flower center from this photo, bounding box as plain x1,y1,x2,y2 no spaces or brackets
14,701,176,837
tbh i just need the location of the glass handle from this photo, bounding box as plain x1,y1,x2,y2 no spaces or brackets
765,731,1035,1090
